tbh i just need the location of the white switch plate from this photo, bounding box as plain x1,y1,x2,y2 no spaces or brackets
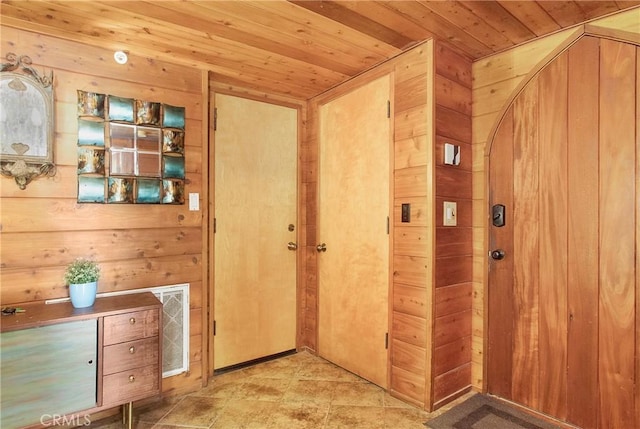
189,193,199,211
443,201,457,226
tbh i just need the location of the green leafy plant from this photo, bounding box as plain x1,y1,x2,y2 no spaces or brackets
64,258,101,285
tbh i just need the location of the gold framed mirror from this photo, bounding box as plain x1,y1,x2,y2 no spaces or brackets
0,53,55,189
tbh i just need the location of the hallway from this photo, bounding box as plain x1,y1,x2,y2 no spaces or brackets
93,351,464,428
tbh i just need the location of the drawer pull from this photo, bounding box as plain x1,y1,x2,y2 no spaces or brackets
129,375,135,383
129,317,136,325
129,346,135,354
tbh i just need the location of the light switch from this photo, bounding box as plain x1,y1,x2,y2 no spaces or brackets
189,193,199,211
401,203,410,223
443,201,457,226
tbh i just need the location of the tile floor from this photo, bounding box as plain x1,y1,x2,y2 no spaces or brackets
92,351,470,428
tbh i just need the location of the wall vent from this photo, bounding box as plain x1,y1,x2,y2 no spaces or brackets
47,283,190,378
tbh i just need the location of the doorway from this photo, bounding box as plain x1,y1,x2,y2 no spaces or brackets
213,94,298,369
487,35,638,428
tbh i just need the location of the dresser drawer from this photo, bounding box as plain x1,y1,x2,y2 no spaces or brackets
103,337,159,375
103,309,159,345
102,364,160,406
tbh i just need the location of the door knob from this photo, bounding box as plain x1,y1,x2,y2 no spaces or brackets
287,242,298,251
491,249,505,260
316,243,327,252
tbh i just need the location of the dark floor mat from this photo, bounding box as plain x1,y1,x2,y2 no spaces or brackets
426,395,562,429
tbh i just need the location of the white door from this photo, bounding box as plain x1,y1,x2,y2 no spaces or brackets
318,75,391,387
214,94,298,369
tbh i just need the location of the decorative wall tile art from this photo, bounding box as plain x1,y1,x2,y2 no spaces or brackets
78,176,106,203
77,91,105,117
110,150,135,176
77,148,105,175
162,130,185,154
137,127,161,151
163,104,185,129
109,123,135,149
137,179,162,204
77,119,105,147
162,156,185,179
108,96,134,122
75,90,185,204
138,153,161,177
108,177,134,203
162,179,184,204
136,100,161,126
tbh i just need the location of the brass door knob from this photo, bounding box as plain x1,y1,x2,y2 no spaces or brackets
287,242,298,250
316,243,327,252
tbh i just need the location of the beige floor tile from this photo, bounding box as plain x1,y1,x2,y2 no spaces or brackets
234,377,292,401
90,351,437,429
283,379,336,405
383,407,430,429
297,361,365,382
267,402,330,429
136,396,183,423
210,399,280,429
325,405,386,429
383,392,417,409
330,381,385,407
158,396,224,427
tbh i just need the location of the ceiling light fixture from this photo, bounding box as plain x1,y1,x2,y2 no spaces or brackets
113,50,128,65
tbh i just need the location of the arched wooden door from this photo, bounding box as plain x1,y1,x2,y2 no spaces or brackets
488,34,639,429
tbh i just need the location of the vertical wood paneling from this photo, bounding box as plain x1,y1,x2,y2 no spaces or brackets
598,38,636,429
567,36,600,429
636,45,640,429
432,41,473,405
537,50,568,419
511,81,540,410
487,107,514,399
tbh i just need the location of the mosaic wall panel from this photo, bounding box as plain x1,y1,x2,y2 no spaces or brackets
76,90,185,204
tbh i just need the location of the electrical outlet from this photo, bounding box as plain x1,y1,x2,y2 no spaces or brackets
443,201,457,226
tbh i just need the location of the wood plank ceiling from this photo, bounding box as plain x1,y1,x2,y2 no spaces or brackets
2,1,639,100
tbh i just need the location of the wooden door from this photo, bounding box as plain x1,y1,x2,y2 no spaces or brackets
318,75,391,388
488,36,639,428
213,94,298,369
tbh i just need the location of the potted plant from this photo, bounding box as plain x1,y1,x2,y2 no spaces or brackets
64,258,100,308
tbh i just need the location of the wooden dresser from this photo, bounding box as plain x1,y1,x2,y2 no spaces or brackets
0,293,162,428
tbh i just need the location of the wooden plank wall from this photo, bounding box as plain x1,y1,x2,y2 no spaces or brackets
391,41,435,409
471,7,640,391
303,39,472,411
0,27,209,402
432,43,473,407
